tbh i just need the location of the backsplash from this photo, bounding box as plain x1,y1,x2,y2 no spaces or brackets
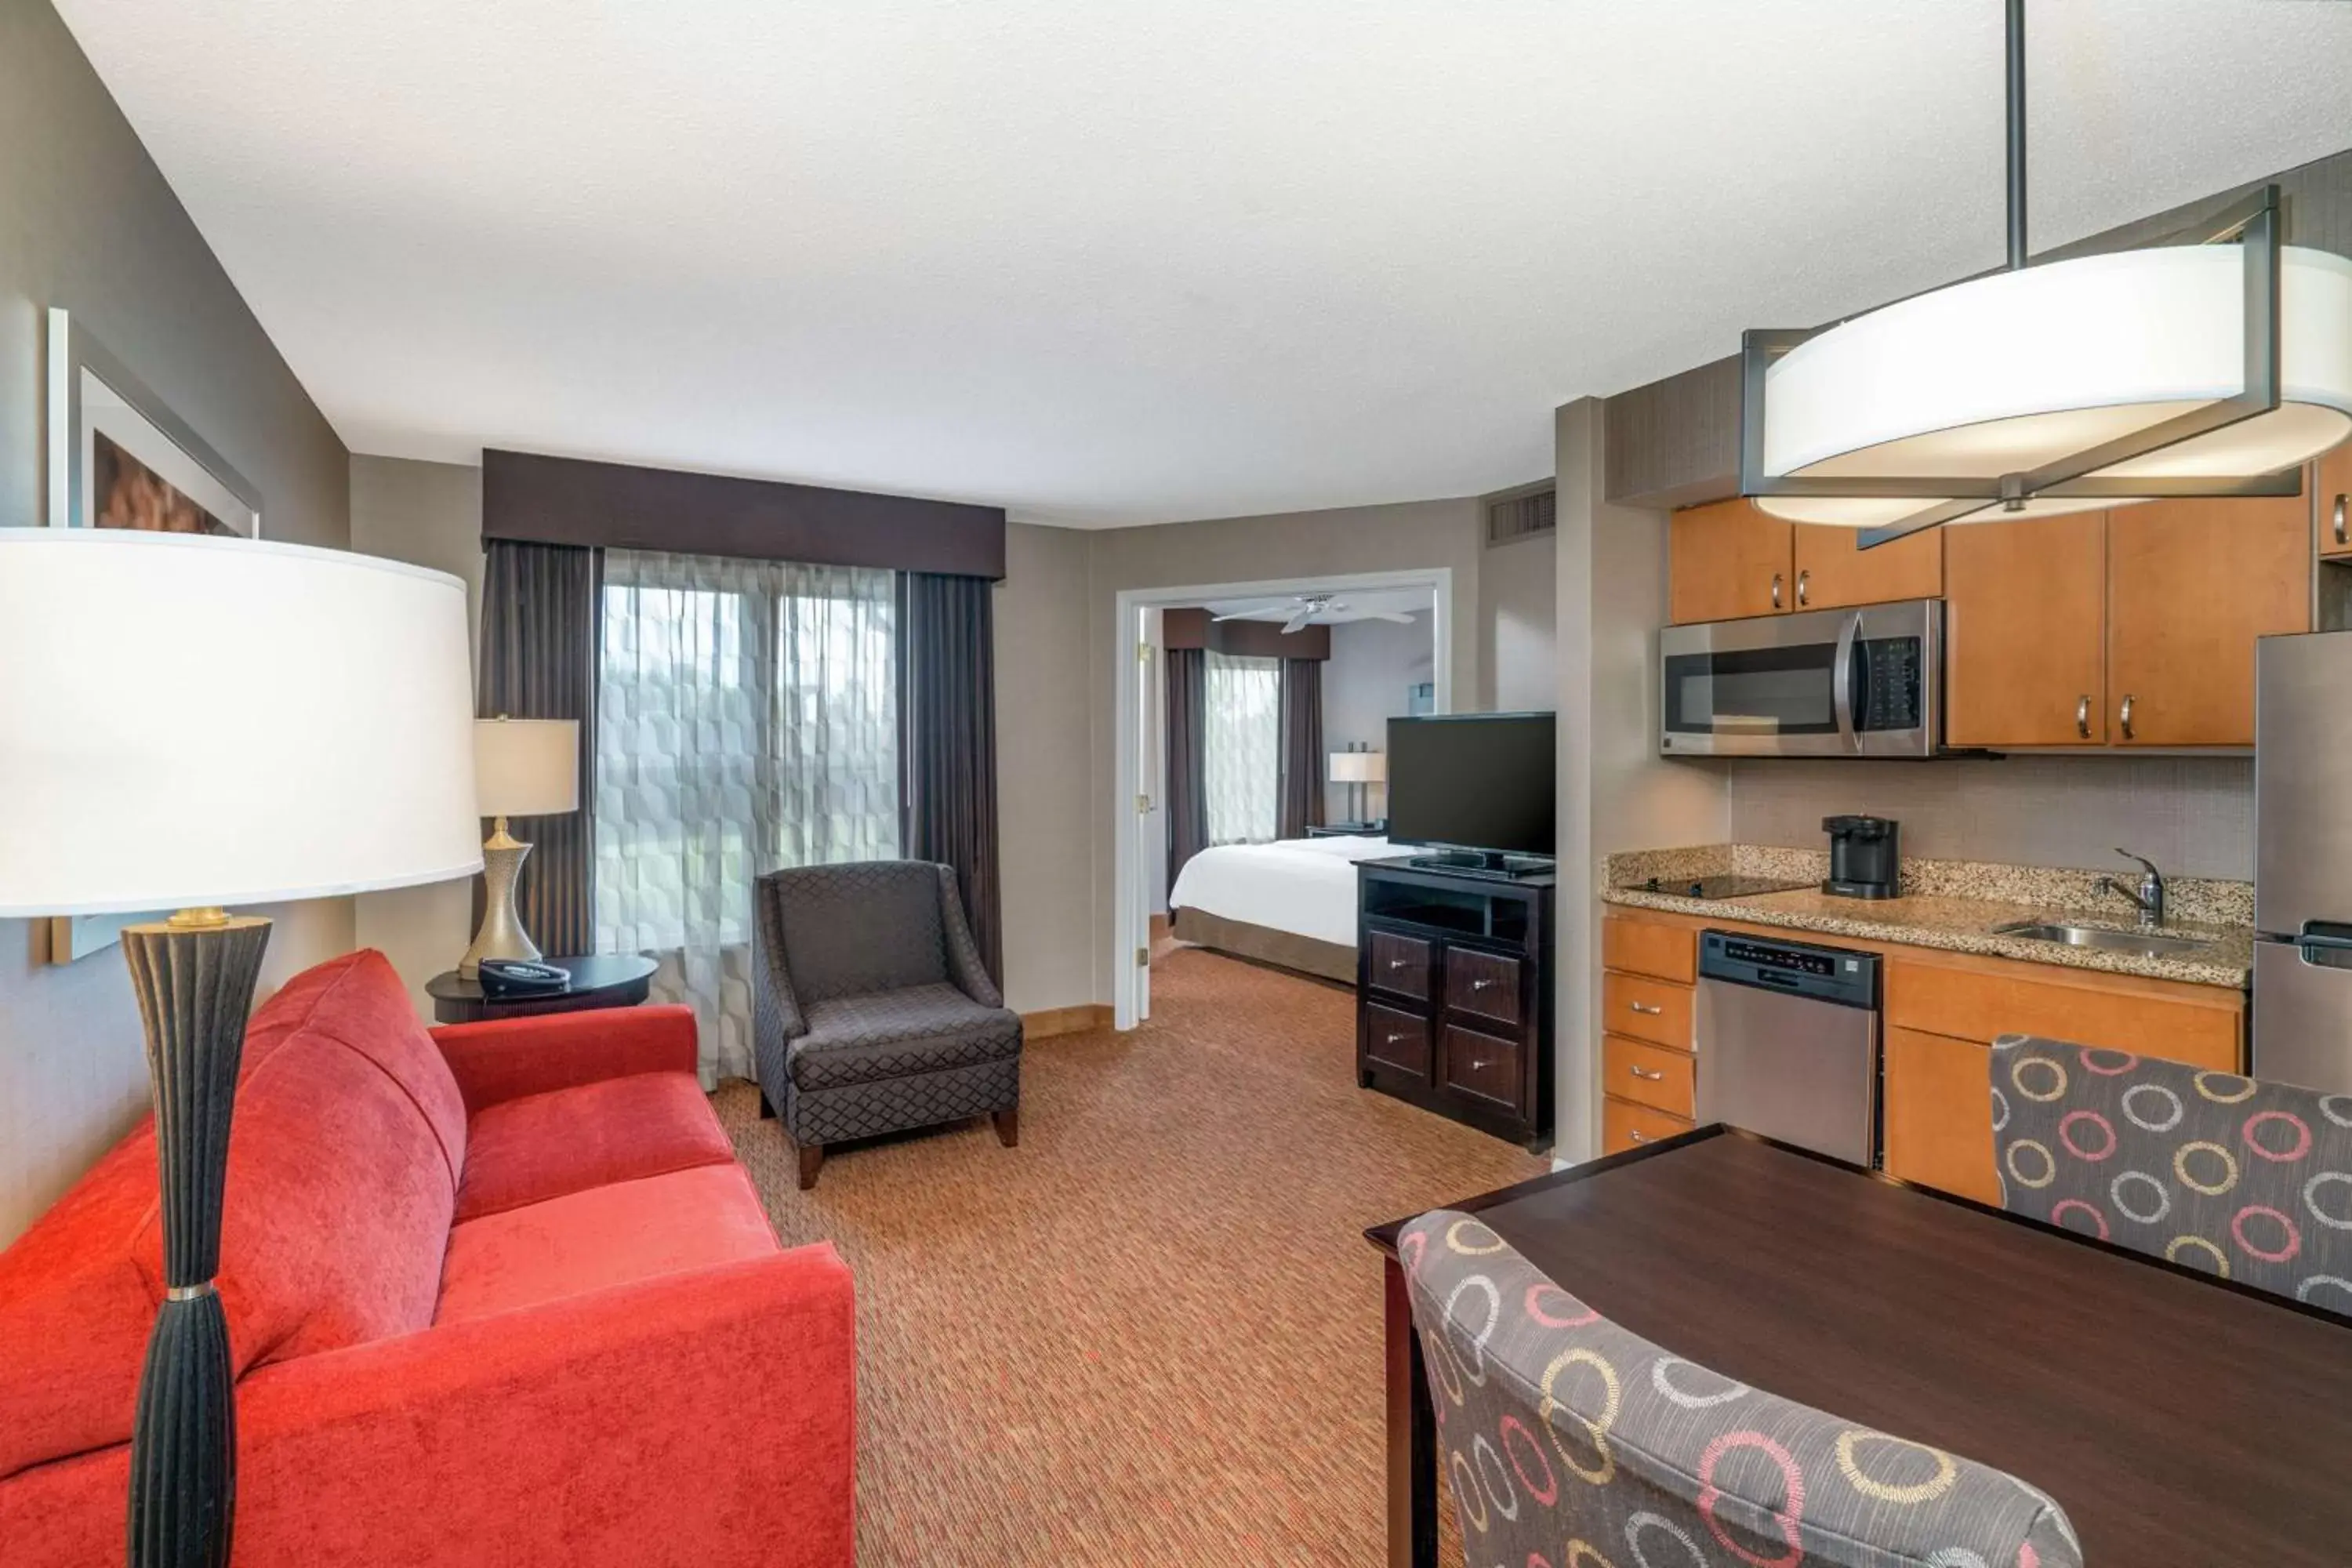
1724,755,2254,882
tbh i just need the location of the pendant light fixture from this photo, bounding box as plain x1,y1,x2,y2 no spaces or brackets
1740,0,2352,547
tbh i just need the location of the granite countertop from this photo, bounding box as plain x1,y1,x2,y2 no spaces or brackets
1601,845,2253,989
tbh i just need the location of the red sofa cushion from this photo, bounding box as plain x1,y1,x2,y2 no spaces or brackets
454,1071,735,1223
436,1163,781,1325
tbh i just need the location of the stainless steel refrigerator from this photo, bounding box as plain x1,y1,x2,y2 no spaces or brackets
2254,629,2352,1095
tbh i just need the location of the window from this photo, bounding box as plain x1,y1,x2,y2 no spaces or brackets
1204,650,1279,844
595,549,898,1082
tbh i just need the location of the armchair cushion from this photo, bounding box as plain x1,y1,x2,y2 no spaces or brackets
454,1071,736,1223
436,1163,782,1326
790,982,1022,1091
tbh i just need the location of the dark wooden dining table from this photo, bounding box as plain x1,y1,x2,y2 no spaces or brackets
1367,1124,2352,1568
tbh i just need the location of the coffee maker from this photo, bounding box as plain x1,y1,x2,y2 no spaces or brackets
1823,815,1900,899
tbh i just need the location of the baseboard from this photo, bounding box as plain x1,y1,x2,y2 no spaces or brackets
1022,1004,1113,1040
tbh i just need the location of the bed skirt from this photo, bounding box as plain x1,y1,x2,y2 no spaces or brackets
1170,907,1356,985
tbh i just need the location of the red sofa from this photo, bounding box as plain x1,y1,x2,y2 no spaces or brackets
0,950,855,1566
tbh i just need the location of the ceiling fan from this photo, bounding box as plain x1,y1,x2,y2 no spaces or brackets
1210,593,1416,634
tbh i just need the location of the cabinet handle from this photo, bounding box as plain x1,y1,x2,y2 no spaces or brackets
1628,1131,1652,1145
2076,695,2091,739
1628,1000,1664,1015
1630,1065,1666,1081
1471,978,1496,992
1466,1056,1490,1074
1385,1031,1409,1047
1386,958,1409,971
1795,569,1810,608
1770,572,1784,611
2335,494,2347,546
2119,693,2136,741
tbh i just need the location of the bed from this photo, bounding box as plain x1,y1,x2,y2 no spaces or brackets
1167,833,1396,982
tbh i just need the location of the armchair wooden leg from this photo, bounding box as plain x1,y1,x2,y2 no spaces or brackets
797,1143,824,1191
993,1108,1019,1149
758,1088,777,1120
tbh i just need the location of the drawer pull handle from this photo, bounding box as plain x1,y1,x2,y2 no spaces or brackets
1386,958,1409,971
1628,1000,1664,1015
1466,1056,1490,1073
1630,1065,1665,1081
1385,1032,1409,1047
1471,978,1496,991
1629,1131,1652,1145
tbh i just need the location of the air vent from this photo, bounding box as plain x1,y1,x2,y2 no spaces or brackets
1483,481,1555,546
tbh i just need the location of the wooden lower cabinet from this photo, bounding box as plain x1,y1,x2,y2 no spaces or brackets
1602,1033,1696,1117
1602,970,1693,1050
1603,1094,1695,1155
1882,1026,2002,1205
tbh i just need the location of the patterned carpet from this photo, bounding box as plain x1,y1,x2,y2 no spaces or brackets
712,945,1544,1564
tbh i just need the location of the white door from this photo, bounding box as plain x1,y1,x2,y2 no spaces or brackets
1134,606,1163,1020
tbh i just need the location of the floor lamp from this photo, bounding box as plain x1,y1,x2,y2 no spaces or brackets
0,532,481,1567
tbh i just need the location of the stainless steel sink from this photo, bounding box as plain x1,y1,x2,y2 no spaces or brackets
1991,920,2216,958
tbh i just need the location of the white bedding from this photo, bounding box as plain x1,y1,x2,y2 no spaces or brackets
1168,835,1395,949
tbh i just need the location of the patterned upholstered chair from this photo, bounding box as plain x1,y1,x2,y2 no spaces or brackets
1399,1209,2083,1568
1990,1035,2352,1317
752,861,1022,1190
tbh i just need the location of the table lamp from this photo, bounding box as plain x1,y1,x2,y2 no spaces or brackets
1329,748,1387,825
0,531,481,1568
461,717,580,977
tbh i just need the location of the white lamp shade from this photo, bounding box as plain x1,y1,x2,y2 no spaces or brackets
1759,245,2352,526
1329,751,1387,783
0,531,484,916
474,718,579,817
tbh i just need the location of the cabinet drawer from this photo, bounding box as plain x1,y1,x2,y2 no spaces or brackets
1882,1026,2002,1205
1602,1033,1695,1118
1363,1002,1431,1078
1365,930,1434,1002
1602,916,1696,985
1440,1022,1524,1112
1602,1095,1695,1155
1602,971,1692,1049
1446,947,1523,1028
1886,960,2241,1070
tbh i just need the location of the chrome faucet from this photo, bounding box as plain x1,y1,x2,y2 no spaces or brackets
2099,848,2166,930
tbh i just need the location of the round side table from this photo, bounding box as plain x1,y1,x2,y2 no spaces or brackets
425,953,661,1025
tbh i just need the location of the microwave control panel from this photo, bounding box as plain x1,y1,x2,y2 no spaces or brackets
1857,637,1922,732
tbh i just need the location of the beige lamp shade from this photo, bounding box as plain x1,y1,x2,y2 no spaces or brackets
1329,750,1387,784
0,531,483,916
474,718,580,818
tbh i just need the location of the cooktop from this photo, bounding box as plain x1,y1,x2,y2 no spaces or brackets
1633,874,1812,901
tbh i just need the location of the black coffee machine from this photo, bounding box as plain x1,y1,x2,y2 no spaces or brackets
1823,815,1900,899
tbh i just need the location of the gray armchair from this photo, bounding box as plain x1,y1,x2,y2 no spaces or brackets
753,860,1022,1189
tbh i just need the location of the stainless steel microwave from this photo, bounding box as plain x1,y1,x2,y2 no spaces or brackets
1658,598,1943,757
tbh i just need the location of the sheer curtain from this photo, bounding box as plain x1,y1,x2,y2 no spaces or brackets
1204,650,1279,845
595,549,898,1085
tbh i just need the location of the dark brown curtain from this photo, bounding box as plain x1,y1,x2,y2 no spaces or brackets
897,572,1003,984
474,539,602,956
1165,647,1209,888
1277,658,1326,839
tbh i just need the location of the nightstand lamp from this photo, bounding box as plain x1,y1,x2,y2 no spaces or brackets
461,717,580,977
0,531,481,1568
1329,747,1386,825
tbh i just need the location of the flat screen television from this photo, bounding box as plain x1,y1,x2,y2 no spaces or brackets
1385,711,1555,862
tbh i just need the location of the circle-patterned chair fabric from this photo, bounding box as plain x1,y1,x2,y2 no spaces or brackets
1399,1209,2082,1568
1989,1034,2352,1319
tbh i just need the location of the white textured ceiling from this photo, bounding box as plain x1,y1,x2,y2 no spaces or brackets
54,2,2352,527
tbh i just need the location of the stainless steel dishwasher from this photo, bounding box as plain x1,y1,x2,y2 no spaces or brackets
1695,930,1882,1165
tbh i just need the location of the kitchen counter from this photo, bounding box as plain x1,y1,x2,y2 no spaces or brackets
1602,846,2253,989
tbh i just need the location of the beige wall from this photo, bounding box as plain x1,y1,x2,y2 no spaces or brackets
0,0,354,1243
994,523,1097,1013
1552,398,1730,1160
1482,530,1558,712
1323,613,1435,823
350,456,487,1016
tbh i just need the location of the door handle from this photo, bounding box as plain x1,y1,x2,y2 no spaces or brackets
2076,695,2091,739
1628,1000,1664,1015
1795,569,1810,608
1831,612,1861,751
1630,1065,1666,1081
1770,572,1784,611
2119,693,2136,741
2335,494,2347,546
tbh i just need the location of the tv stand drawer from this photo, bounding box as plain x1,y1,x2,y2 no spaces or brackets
1364,1003,1432,1077
1441,1023,1524,1112
1365,930,1433,1000
1446,947,1523,1028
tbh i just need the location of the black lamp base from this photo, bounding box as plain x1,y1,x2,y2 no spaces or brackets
120,914,271,1568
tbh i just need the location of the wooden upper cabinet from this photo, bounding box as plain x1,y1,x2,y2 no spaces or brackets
2107,493,2310,746
2319,443,2352,559
1668,499,1791,623
1944,511,2109,748
1791,524,1942,612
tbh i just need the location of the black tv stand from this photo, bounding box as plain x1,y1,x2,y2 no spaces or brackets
1406,850,1555,881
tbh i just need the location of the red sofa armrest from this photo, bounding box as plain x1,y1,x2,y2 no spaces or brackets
236,1243,854,1566
430,1004,698,1110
